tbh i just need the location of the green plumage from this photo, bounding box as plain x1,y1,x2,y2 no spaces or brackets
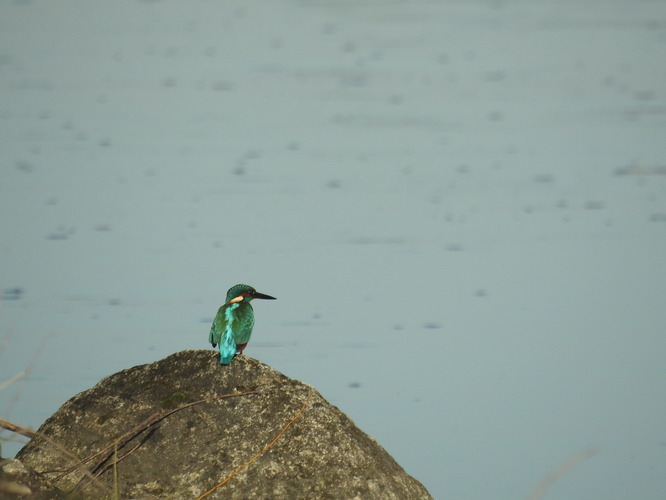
209,284,276,365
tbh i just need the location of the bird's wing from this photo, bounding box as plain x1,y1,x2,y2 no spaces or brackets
209,306,226,347
232,305,256,345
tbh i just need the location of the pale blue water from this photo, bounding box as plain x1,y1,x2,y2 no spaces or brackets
2,1,666,498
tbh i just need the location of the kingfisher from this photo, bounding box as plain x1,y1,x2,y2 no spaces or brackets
209,284,276,365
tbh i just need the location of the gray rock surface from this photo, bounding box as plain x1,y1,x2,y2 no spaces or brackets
16,350,432,499
0,458,62,499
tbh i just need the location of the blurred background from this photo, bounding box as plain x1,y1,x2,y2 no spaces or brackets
1,1,666,498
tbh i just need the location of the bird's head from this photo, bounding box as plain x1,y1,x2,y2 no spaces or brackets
225,284,277,304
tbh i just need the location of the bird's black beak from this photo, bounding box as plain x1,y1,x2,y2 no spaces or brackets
252,291,276,300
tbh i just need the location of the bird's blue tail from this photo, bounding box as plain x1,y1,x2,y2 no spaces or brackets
219,329,236,365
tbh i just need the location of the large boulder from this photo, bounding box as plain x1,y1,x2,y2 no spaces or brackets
17,350,432,499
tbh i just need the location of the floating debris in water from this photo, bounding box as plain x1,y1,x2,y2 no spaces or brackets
15,160,34,173
2,287,24,300
648,213,666,222
614,165,666,176
46,226,75,240
584,200,606,210
532,173,554,183
212,80,234,91
349,236,405,245
347,382,362,389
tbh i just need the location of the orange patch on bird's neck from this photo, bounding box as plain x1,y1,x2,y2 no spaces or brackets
228,295,245,304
